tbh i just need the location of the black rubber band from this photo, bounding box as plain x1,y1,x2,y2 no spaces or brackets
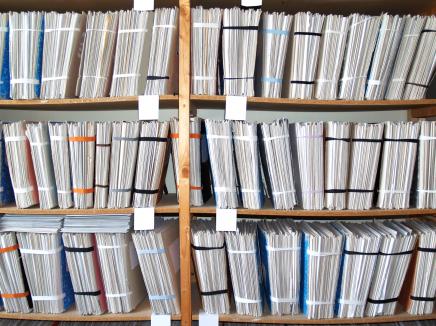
383,138,418,144
240,5,261,9
192,244,225,251
405,82,428,88
95,184,109,188
368,297,398,304
290,80,315,85
200,289,228,296
344,250,379,256
223,26,258,31
223,77,254,80
325,137,350,142
410,296,435,302
325,189,347,193
74,290,101,296
379,250,413,256
421,29,436,34
347,189,374,193
138,137,168,142
64,246,94,253
134,188,159,194
351,138,382,143
96,143,111,147
294,32,321,37
147,76,169,80
418,247,436,253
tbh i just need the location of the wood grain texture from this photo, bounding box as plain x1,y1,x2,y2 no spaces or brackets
411,106,436,118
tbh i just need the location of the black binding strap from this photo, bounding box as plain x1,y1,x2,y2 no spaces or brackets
421,29,436,34
96,143,111,147
138,137,168,142
64,246,94,253
95,184,109,188
383,138,418,144
240,5,261,10
192,243,225,251
325,189,347,194
134,188,159,194
147,76,169,80
290,80,315,85
294,32,321,37
223,26,258,31
405,82,428,88
347,189,373,193
344,250,378,256
379,250,413,256
351,138,382,143
74,290,101,296
201,289,228,296
325,137,350,142
368,297,398,304
223,77,254,80
418,247,436,253
410,296,435,302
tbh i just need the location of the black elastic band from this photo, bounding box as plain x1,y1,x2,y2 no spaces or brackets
200,289,228,296
379,250,413,256
325,189,347,193
344,250,378,256
410,296,435,302
138,137,168,142
290,80,315,85
223,26,258,31
421,29,436,34
147,76,169,80
351,138,382,143
347,189,373,193
383,138,419,144
223,77,254,80
294,32,321,37
64,246,94,253
191,243,225,251
240,5,261,10
368,297,398,304
95,184,109,188
96,143,111,147
134,188,159,194
74,290,101,296
325,137,350,142
418,247,436,253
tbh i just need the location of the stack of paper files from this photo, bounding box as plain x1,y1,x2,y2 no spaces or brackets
132,217,180,315
94,122,112,209
40,12,85,99
191,219,230,314
416,121,436,208
0,123,14,206
110,10,153,97
0,214,74,313
191,7,222,96
0,13,9,99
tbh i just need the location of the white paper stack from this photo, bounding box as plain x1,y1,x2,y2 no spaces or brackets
285,12,324,99
314,14,349,100
145,7,179,95
133,121,169,208
76,11,118,98
385,15,426,100
40,12,85,99
108,121,140,209
335,222,382,318
8,11,44,99
365,221,417,317
347,123,384,210
94,122,112,209
222,7,261,96
26,122,58,209
416,121,436,208
191,7,222,95
191,219,230,314
205,119,238,209
110,10,153,97
132,218,180,315
403,16,436,99
48,122,73,209
68,121,96,209
170,117,203,206
377,122,420,209
232,121,262,209
258,220,301,316
339,14,380,100
225,221,262,317
294,122,324,210
260,119,297,210
3,121,39,208
258,12,293,98
324,122,350,210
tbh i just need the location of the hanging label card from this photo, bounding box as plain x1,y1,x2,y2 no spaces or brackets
134,0,155,11
199,311,219,326
225,96,247,121
138,95,159,120
241,0,262,7
151,314,171,326
134,207,155,230
216,208,237,231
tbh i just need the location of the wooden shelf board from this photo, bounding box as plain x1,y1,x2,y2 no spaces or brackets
411,106,436,118
0,194,179,215
0,95,178,110
191,95,436,111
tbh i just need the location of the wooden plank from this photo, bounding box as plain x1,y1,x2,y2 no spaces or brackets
411,106,436,118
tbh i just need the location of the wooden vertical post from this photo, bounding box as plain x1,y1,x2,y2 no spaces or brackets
178,0,191,326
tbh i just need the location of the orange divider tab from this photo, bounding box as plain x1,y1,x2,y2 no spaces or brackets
0,244,18,254
177,184,203,190
68,136,96,142
73,188,94,194
1,291,29,299
169,133,201,139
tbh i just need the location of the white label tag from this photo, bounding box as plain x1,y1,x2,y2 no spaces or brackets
134,207,155,230
151,314,171,326
241,0,262,7
225,96,247,121
134,0,154,11
138,95,159,120
216,208,237,232
199,311,219,326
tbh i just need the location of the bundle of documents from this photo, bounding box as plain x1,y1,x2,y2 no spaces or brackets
191,7,222,95
108,121,140,209
334,222,382,318
8,12,44,99
222,7,261,96
377,122,419,209
76,12,118,98
258,220,301,316
294,122,324,210
285,12,324,99
191,219,230,314
145,7,179,95
259,119,297,210
416,121,436,209
62,215,108,315
403,16,436,100
133,121,169,208
0,215,75,314
365,221,417,317
40,12,85,99
48,122,73,209
110,10,153,97
68,122,96,209
132,218,180,315
232,121,263,209
225,221,262,317
314,14,349,100
339,14,380,100
385,15,426,100
94,122,112,209
3,121,39,208
205,119,238,209
26,122,58,209
0,232,32,313
301,222,343,319
324,122,350,210
170,117,203,206
0,14,9,99
347,123,384,210
0,123,14,206
94,215,146,313
258,12,292,98
365,14,404,100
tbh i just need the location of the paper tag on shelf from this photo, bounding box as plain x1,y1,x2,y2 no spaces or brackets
151,314,171,326
216,208,237,231
138,95,159,120
134,207,155,230
134,0,154,11
225,96,247,121
199,311,219,326
241,0,262,7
